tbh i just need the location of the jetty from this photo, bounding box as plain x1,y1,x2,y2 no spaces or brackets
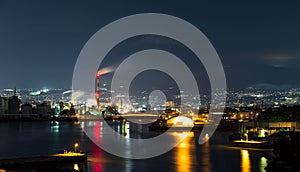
0,152,87,168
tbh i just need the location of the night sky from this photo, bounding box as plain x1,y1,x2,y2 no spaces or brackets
0,1,299,89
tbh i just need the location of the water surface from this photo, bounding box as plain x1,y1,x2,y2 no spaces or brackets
0,121,269,172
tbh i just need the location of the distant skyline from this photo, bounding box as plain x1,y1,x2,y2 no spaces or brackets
0,1,299,89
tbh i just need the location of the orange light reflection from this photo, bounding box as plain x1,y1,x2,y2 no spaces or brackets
241,149,251,172
175,132,194,172
202,137,211,172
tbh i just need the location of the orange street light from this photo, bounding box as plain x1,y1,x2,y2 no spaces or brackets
74,143,79,153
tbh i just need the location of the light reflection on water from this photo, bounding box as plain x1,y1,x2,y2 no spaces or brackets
241,150,251,172
0,121,271,172
259,157,267,172
86,120,270,172
202,136,211,172
50,121,59,133
175,132,194,172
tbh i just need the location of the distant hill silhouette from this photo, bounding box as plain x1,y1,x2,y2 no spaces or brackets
246,83,296,90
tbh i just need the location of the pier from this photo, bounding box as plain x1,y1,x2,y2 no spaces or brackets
0,153,87,168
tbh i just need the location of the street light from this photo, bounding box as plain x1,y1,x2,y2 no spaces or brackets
74,143,79,153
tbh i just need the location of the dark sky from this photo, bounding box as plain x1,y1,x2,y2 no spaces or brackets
0,1,299,89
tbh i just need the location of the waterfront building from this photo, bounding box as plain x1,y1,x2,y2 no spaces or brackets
37,102,50,115
0,96,3,114
1,97,8,114
21,103,33,114
8,90,20,114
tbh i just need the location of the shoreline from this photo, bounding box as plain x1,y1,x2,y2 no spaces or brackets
0,114,78,122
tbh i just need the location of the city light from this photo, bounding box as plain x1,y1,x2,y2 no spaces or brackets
73,164,79,171
74,143,79,153
1,1,300,172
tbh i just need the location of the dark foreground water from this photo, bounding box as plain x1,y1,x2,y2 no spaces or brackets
0,121,270,172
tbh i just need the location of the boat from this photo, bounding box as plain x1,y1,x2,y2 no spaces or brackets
231,140,273,148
